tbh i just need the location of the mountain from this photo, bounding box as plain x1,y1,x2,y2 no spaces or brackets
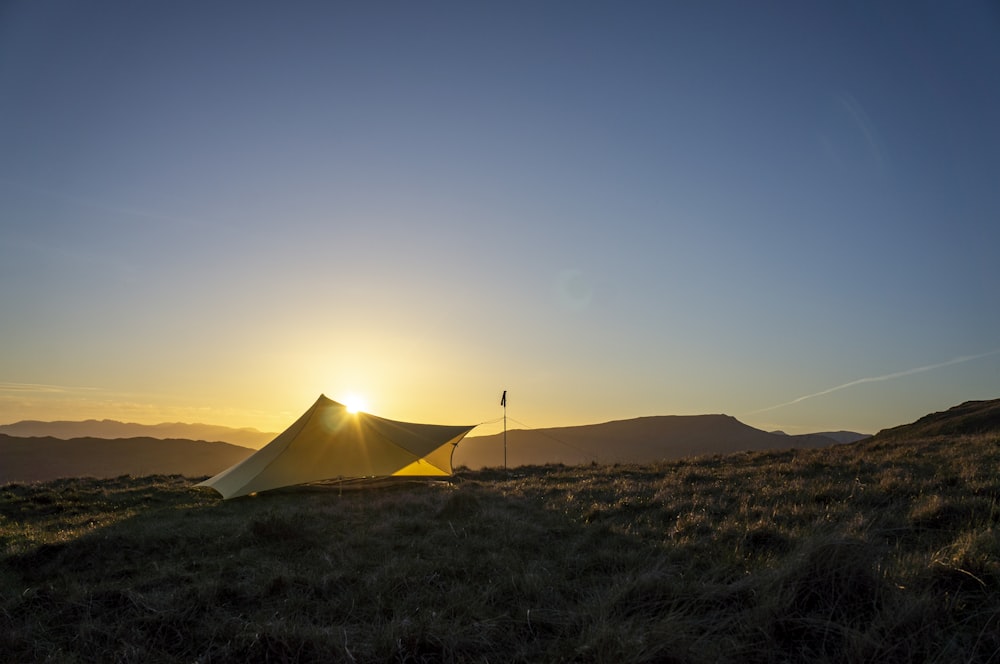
813,430,870,444
770,430,868,443
454,414,851,469
871,399,1000,440
0,419,275,448
0,435,254,484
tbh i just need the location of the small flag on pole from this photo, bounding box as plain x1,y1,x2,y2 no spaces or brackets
500,390,506,407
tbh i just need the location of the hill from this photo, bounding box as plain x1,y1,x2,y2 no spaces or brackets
871,398,1000,440
773,429,869,444
2,426,999,662
0,419,275,448
455,414,856,468
0,435,253,484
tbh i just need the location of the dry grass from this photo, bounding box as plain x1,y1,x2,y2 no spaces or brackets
2,434,1000,662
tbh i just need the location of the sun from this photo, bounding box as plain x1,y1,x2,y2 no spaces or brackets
342,393,368,414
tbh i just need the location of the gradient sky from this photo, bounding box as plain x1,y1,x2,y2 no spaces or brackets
1,1,998,437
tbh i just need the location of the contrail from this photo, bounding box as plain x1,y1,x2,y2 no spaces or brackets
746,349,1000,415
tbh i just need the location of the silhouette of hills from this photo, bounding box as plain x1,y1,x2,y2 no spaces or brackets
812,430,869,444
0,412,875,482
771,429,869,444
0,435,253,484
454,414,863,469
870,399,1000,440
0,419,274,448
2,399,991,484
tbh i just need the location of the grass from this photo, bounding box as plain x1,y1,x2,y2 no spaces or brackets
2,433,1000,662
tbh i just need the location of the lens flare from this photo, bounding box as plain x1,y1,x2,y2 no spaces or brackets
342,394,367,414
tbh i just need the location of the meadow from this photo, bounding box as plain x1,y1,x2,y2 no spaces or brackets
2,433,999,663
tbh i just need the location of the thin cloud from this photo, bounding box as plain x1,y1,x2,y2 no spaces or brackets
746,349,1000,415
0,381,101,394
0,177,213,234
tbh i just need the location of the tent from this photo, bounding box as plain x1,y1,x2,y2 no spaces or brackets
197,394,476,499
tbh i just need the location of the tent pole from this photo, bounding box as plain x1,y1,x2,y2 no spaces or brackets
501,389,507,470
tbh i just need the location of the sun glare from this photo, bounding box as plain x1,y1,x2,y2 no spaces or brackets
343,394,367,414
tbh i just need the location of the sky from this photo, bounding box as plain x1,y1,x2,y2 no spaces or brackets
1,1,998,437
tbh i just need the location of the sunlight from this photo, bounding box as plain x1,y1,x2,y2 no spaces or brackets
342,393,368,414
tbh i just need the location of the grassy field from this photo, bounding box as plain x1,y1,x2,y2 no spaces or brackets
2,433,999,663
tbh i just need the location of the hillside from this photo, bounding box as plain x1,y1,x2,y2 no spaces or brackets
3,427,999,662
871,398,1000,440
0,419,275,448
455,414,853,468
0,435,253,484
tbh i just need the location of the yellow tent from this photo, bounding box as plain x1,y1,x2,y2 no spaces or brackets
197,394,476,499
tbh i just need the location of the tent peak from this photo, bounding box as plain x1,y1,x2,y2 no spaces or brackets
315,394,347,409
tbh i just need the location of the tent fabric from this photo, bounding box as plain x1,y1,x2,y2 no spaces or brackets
196,394,476,499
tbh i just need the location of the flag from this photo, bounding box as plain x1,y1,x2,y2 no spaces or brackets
500,390,506,407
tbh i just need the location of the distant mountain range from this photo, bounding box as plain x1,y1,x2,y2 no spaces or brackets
46,400,1000,484
1,399,995,486
0,412,866,484
454,415,868,469
771,430,869,444
0,419,275,448
0,435,253,484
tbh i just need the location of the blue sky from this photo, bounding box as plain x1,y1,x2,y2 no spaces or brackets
1,1,998,436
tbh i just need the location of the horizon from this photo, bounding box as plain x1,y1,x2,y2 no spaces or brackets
10,394,996,440
2,3,998,438
0,378,995,437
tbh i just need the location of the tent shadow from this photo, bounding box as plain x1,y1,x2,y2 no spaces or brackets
222,475,460,497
